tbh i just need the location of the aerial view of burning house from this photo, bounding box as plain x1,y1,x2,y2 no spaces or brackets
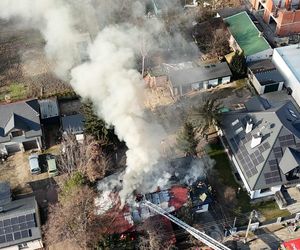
3,0,300,249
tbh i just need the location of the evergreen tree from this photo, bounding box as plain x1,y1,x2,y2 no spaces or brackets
190,98,222,136
229,51,246,78
177,122,198,156
82,101,110,142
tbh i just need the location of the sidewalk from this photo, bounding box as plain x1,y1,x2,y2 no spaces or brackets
234,224,300,249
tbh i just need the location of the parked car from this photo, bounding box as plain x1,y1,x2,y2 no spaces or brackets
47,156,58,177
28,154,41,174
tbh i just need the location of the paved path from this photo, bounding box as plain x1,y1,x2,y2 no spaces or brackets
233,224,300,249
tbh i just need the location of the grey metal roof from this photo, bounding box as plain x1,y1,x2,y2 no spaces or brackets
38,98,59,119
62,114,85,134
279,147,300,174
168,62,232,87
0,100,42,143
0,182,11,206
254,69,285,86
244,96,271,112
0,196,42,248
221,98,300,191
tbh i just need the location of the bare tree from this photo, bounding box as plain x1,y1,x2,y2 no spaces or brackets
59,134,110,181
43,185,106,249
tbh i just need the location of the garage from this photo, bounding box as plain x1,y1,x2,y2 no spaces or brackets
23,140,38,151
5,143,21,154
264,83,279,93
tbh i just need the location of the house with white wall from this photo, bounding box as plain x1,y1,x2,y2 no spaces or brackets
272,44,300,107
219,96,300,199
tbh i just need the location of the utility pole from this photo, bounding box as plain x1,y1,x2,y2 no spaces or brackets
244,210,256,244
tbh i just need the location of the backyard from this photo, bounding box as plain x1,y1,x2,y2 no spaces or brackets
0,83,28,102
206,140,290,222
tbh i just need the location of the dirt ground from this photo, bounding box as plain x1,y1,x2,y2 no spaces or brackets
0,19,72,102
0,152,49,194
144,80,253,158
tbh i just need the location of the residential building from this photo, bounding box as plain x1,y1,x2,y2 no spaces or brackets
168,62,232,97
248,59,285,94
224,12,273,62
272,44,300,106
0,100,42,155
0,182,43,250
61,114,85,142
219,96,300,199
251,0,300,36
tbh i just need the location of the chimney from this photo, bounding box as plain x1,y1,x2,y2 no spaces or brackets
251,132,262,148
246,119,253,133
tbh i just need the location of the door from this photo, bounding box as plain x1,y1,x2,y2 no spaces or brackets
23,140,38,151
5,143,20,154
264,83,279,93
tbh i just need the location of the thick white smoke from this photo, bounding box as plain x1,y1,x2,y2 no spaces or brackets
0,0,200,205
71,26,167,203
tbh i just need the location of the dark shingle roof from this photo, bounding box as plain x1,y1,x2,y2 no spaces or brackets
168,62,232,87
255,69,285,86
62,114,85,134
222,98,300,190
0,100,42,143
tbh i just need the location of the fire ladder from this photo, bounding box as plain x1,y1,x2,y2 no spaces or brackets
142,200,230,250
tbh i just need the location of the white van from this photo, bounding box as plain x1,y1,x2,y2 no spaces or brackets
28,154,41,174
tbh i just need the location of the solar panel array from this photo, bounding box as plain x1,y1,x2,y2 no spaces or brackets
264,160,281,184
0,213,36,245
279,134,295,147
273,147,283,159
235,139,260,178
258,142,271,153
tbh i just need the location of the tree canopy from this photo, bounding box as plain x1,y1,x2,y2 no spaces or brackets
177,122,199,156
229,51,246,79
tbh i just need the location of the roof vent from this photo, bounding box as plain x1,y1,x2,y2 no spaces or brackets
246,119,253,134
251,132,262,148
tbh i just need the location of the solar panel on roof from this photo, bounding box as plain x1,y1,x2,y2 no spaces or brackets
0,221,3,228
26,221,36,228
10,217,18,225
0,235,5,243
13,232,21,240
12,225,19,232
5,233,13,242
19,223,27,230
21,230,29,238
0,228,3,235
4,227,12,234
3,220,10,227
26,214,34,222
18,216,25,224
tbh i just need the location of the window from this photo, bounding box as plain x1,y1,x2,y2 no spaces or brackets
260,188,271,193
11,130,23,137
18,242,28,249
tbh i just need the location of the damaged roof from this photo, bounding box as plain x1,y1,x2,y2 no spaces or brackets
221,97,300,190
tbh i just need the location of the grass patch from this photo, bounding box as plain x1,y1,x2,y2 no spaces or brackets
252,200,290,221
0,83,28,102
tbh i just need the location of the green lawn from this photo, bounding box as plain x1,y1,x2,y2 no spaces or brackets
0,83,28,102
206,141,290,220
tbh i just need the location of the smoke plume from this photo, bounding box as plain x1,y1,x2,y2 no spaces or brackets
0,0,200,204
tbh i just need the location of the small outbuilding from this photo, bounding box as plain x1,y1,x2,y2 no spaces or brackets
248,60,285,94
168,62,232,97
